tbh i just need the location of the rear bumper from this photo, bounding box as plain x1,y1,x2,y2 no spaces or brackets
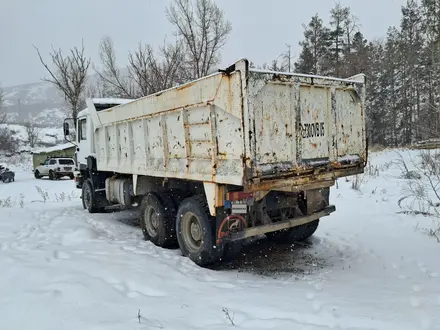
55,172,73,176
227,205,336,242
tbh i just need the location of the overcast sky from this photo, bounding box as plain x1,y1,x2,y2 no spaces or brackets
0,0,406,87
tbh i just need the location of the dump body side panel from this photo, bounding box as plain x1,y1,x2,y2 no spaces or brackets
88,60,365,192
246,69,366,184
91,71,245,186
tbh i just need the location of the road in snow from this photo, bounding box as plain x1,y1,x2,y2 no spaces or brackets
0,150,439,330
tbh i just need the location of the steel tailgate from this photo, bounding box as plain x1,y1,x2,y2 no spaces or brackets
244,68,367,182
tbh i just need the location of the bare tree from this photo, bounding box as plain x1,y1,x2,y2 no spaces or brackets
84,79,106,99
166,0,232,80
127,43,151,97
282,44,293,72
343,13,360,56
128,39,184,95
24,116,41,148
95,36,136,98
143,40,183,91
34,41,90,123
96,36,184,98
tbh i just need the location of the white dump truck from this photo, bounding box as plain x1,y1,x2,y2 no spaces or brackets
63,59,367,266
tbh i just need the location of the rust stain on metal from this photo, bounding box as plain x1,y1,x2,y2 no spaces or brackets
313,109,319,121
246,166,363,192
273,123,279,136
330,161,344,169
218,151,227,160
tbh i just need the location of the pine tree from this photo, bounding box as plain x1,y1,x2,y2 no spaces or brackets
365,40,386,146
277,1,440,147
420,0,440,138
397,0,425,144
327,3,351,76
294,14,331,75
345,31,369,77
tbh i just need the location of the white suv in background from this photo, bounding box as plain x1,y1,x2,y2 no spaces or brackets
34,157,76,180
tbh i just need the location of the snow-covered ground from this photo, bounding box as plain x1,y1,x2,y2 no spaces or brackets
0,149,439,330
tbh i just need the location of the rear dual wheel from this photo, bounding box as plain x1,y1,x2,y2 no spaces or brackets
140,192,177,248
176,195,222,266
140,193,236,266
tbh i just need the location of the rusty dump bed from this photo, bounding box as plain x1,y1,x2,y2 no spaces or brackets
88,59,366,191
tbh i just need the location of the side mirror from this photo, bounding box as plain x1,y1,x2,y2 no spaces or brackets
40,163,44,166
63,122,70,136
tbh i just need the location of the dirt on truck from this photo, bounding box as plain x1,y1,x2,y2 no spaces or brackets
64,58,367,266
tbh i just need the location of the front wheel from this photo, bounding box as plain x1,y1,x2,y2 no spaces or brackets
176,195,220,266
82,180,99,213
34,170,41,179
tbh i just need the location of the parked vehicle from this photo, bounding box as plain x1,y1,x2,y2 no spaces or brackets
34,157,76,180
0,165,15,183
63,59,367,266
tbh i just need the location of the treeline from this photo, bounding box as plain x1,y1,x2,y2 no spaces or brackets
279,0,439,147
33,0,440,148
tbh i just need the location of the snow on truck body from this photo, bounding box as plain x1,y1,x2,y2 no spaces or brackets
68,59,366,266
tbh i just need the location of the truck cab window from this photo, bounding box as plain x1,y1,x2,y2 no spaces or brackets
78,118,87,141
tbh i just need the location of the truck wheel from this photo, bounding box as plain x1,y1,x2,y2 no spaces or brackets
82,180,99,213
140,192,176,248
176,195,220,266
300,220,320,240
34,170,41,179
266,220,320,243
69,173,74,180
48,170,55,180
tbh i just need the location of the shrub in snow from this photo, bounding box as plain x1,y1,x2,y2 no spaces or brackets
0,197,13,208
397,149,440,242
35,186,49,203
